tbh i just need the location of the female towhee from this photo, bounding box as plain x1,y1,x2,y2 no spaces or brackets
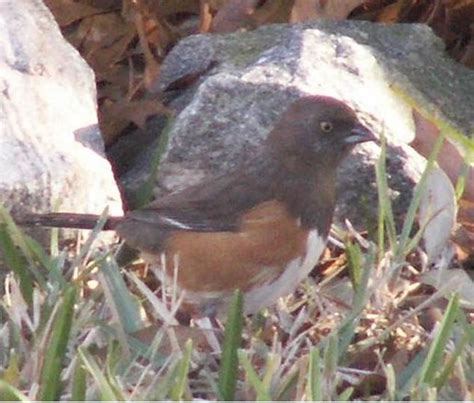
20,96,376,317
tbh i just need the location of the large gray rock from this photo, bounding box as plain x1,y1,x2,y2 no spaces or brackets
126,21,473,228
0,0,123,240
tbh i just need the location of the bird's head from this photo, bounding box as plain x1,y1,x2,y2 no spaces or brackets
268,95,376,171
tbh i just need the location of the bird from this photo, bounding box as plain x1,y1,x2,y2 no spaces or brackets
20,95,376,317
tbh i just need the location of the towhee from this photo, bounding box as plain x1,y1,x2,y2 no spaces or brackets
20,95,376,316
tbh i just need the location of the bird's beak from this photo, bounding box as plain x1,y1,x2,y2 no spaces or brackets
345,123,378,145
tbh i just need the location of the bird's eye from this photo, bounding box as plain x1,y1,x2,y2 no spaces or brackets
320,121,333,133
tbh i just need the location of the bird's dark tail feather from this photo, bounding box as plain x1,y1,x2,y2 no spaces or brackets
17,213,124,231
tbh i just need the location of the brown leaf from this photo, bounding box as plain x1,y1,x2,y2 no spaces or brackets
90,29,137,78
452,225,474,258
75,13,134,71
453,198,474,257
144,0,200,17
134,13,162,91
210,0,259,33
291,0,366,22
129,0,180,55
411,109,474,203
411,109,474,257
44,0,103,27
199,0,214,33
290,0,321,22
375,0,407,23
252,0,294,25
444,0,474,35
99,100,170,144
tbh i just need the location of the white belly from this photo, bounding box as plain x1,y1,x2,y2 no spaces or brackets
243,229,325,314
149,229,326,317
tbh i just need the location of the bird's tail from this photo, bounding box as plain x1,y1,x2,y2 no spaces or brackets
17,213,124,231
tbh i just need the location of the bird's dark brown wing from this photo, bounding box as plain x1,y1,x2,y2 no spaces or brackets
115,160,277,253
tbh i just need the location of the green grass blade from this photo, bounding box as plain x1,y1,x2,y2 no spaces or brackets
69,208,109,271
419,293,460,385
71,359,87,401
218,290,244,401
170,339,193,400
337,246,375,357
78,346,124,401
100,256,143,335
276,368,299,400
455,161,470,200
396,348,429,399
346,241,363,292
38,285,77,401
239,350,271,400
375,132,397,255
384,363,396,400
323,334,338,383
434,331,469,389
395,131,445,260
306,347,322,401
337,386,354,400
0,380,29,401
0,223,33,306
0,205,47,289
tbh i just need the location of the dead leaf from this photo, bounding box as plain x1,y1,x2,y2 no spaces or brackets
128,0,180,56
75,13,134,71
290,0,321,22
317,0,366,21
44,0,103,27
452,203,474,258
134,13,162,91
141,0,200,18
375,0,407,23
419,167,457,262
252,0,294,25
211,0,259,33
411,110,474,203
199,0,213,33
291,0,366,22
99,99,170,144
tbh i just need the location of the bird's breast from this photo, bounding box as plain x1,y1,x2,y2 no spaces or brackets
142,199,327,315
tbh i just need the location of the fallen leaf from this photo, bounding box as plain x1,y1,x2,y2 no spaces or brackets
144,0,200,17
199,0,214,33
290,0,321,22
317,0,366,20
252,0,294,25
411,110,474,203
44,0,103,27
211,0,259,33
99,99,170,144
375,0,410,23
291,0,366,22
419,167,457,263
